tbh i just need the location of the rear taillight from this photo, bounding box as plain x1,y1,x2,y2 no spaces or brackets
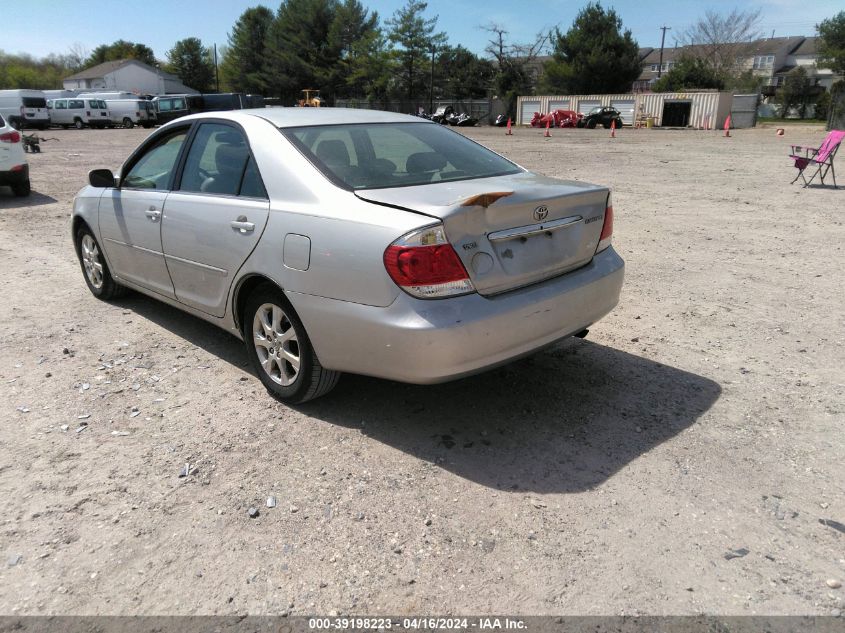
0,131,21,143
596,194,613,253
384,225,475,299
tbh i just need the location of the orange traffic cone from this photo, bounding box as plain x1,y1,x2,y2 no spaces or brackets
544,119,551,138
610,119,616,138
506,117,512,136
723,115,731,137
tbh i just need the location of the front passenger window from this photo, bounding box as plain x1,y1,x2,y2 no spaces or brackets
123,130,188,190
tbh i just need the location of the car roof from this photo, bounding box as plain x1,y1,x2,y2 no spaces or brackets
176,107,429,128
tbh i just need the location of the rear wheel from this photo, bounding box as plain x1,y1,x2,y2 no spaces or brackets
75,226,126,300
74,118,84,130
243,284,340,403
123,117,134,129
587,119,597,129
12,180,31,197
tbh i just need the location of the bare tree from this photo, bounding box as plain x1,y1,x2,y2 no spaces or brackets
481,23,550,114
679,8,762,75
66,43,89,72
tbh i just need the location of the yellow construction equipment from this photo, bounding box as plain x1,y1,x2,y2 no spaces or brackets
298,89,323,107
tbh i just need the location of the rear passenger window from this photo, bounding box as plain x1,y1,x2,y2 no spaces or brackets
179,123,265,198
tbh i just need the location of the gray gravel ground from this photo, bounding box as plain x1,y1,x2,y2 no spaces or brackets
0,123,843,615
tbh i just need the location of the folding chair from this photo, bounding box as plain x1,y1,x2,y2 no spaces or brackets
789,130,845,188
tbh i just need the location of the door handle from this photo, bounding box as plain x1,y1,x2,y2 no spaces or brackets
145,206,161,221
231,216,255,233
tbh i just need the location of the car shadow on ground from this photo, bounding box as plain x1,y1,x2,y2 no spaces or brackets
300,341,721,493
0,190,57,207
118,293,249,369
117,293,721,494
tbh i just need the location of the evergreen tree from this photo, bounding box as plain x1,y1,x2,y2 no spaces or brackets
386,0,446,102
264,0,338,102
85,40,157,68
166,38,215,92
541,2,641,95
221,6,274,94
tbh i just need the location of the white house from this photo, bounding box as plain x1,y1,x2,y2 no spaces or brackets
63,59,197,95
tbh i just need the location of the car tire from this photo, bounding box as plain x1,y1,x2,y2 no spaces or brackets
123,118,134,129
74,226,127,300
74,118,84,130
587,120,597,129
12,179,31,197
243,283,340,404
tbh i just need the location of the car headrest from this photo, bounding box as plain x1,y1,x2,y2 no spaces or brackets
315,140,350,168
406,152,447,174
215,142,248,174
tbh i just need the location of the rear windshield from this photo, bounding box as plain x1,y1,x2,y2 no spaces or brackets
284,122,521,190
22,97,47,108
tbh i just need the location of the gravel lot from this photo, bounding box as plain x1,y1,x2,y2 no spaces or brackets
0,123,843,616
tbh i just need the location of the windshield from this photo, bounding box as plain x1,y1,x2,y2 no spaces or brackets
588,107,603,115
284,122,521,190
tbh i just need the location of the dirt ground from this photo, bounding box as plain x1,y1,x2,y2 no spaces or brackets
0,123,843,617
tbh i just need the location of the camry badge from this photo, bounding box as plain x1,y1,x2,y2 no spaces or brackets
533,205,549,221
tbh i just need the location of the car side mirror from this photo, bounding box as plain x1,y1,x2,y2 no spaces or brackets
89,169,117,188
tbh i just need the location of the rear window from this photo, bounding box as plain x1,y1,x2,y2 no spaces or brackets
284,122,521,190
69,100,83,109
22,97,47,108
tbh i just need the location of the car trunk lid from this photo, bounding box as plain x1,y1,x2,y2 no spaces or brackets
356,172,610,296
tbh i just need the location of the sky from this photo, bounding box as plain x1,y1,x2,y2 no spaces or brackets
4,0,842,62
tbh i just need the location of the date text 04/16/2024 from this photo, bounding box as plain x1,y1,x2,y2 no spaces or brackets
308,618,527,630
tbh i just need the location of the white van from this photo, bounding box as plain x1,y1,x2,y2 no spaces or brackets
0,90,50,130
104,99,157,128
47,98,109,129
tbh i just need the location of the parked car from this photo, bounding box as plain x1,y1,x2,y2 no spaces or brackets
577,106,624,129
105,99,157,128
152,94,203,125
72,109,623,403
47,98,109,129
0,113,30,197
0,89,50,130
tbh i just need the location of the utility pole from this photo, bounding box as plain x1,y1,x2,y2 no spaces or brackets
429,46,436,115
214,43,220,93
658,25,671,78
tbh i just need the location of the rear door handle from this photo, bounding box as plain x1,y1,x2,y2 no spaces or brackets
231,215,255,233
145,206,161,221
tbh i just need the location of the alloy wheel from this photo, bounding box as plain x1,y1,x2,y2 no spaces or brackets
252,303,300,386
80,234,104,289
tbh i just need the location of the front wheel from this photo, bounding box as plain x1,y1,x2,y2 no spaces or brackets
74,118,84,130
587,119,597,129
243,284,340,403
123,118,134,129
75,226,127,300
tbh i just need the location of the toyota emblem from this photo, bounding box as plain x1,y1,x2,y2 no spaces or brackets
533,205,549,221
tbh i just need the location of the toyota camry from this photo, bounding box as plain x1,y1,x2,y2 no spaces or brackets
72,109,624,403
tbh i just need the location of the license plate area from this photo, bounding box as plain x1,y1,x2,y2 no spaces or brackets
487,215,585,275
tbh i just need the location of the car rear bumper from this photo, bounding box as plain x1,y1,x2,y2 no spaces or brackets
0,163,29,185
289,246,625,384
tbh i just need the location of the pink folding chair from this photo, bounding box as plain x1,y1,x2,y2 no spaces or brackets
789,130,845,188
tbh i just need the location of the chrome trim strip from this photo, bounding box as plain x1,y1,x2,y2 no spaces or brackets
164,253,228,276
487,215,582,242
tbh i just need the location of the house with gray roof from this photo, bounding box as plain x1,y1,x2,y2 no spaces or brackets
63,59,197,96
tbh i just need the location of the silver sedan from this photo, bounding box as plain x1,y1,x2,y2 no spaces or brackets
72,109,624,402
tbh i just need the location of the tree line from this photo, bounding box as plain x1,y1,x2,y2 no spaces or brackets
1,1,843,118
